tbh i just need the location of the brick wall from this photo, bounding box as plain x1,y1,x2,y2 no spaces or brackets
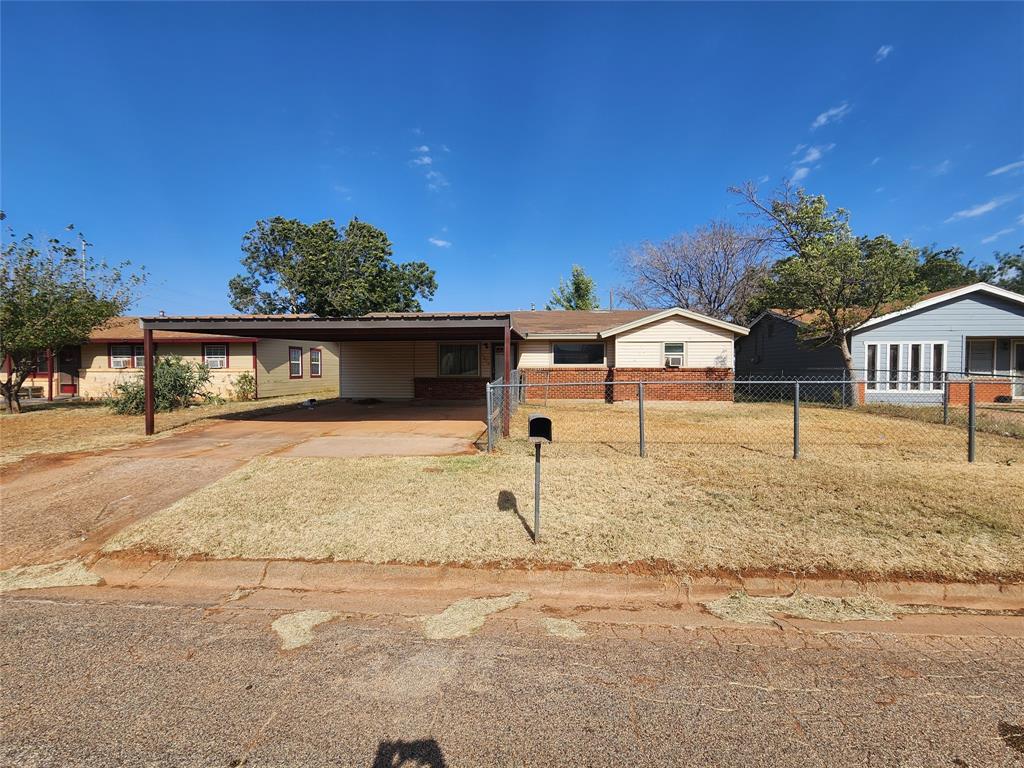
519,367,734,402
610,368,733,401
947,379,1013,405
414,377,487,400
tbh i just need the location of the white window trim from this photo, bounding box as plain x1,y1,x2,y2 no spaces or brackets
110,344,133,369
203,344,228,368
662,342,686,367
309,348,323,378
863,341,947,392
550,341,607,368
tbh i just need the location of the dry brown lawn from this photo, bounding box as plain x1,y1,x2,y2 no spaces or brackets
0,390,337,466
105,402,1024,580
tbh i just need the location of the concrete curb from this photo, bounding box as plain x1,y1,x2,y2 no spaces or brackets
86,555,1024,612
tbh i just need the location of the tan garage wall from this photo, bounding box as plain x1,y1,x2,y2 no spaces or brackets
340,340,493,399
256,339,340,399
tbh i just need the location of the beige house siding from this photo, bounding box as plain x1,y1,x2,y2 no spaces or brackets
75,339,337,400
613,317,735,369
340,340,492,399
256,339,340,399
77,340,258,399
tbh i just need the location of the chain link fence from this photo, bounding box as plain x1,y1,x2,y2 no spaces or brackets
485,372,1023,464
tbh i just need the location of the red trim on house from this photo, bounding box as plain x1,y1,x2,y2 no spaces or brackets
310,347,323,378
289,346,303,378
252,342,259,398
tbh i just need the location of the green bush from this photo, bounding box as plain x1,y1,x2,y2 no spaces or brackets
232,371,256,401
106,355,217,415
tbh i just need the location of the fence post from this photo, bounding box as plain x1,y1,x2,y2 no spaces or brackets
638,382,646,458
486,382,494,453
967,380,976,463
942,371,949,425
793,381,801,459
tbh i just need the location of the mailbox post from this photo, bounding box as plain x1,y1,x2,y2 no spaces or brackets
528,414,552,544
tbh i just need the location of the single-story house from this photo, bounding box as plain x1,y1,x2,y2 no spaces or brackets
736,283,1024,404
129,307,748,430
16,316,339,401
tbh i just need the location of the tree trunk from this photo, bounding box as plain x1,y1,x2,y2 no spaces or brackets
839,336,856,381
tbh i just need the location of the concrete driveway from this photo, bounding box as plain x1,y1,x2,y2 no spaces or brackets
1,401,486,568
120,400,488,460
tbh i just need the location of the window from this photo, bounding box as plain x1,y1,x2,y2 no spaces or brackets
438,344,479,376
552,342,604,366
664,342,685,367
310,348,322,378
289,347,303,378
133,345,147,368
967,339,995,375
866,341,946,392
110,344,133,369
203,344,228,369
30,351,49,374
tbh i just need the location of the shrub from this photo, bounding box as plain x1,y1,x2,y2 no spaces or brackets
233,371,256,401
106,355,216,415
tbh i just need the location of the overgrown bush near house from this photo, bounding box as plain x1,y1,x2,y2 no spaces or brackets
232,371,257,401
106,355,217,414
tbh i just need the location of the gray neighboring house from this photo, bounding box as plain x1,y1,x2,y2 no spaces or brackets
736,283,1024,404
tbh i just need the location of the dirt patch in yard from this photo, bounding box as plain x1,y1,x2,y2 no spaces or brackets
102,445,1024,581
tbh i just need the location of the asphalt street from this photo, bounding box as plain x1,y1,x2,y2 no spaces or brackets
2,589,1022,767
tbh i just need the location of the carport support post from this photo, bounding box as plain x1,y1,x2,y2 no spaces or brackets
144,328,155,436
793,381,800,459
46,348,54,402
502,323,511,437
967,380,976,463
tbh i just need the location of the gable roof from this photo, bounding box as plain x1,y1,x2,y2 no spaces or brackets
509,309,655,336
598,307,749,337
854,283,1024,331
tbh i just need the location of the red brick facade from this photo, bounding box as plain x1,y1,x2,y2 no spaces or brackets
414,377,488,400
519,367,734,402
946,380,1013,405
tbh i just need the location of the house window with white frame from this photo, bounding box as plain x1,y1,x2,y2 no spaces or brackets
288,347,303,378
310,348,322,378
110,344,133,369
132,344,146,368
865,342,945,392
664,342,685,367
203,344,228,369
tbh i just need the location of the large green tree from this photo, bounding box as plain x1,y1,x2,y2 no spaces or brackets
0,215,146,412
228,217,437,316
732,182,924,378
977,245,1024,293
547,265,599,310
914,245,979,292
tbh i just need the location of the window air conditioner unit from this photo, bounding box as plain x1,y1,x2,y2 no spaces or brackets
111,360,126,369
666,355,683,368
207,360,225,369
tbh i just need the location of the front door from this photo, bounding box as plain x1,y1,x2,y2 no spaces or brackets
1014,341,1024,398
491,343,518,382
58,346,81,395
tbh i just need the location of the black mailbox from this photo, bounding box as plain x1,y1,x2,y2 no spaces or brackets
528,414,552,443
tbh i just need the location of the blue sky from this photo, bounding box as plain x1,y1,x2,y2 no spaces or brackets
3,2,1022,315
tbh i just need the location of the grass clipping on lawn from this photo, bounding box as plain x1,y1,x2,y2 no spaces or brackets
705,592,896,625
103,441,1024,581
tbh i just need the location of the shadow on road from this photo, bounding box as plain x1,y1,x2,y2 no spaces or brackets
371,738,447,767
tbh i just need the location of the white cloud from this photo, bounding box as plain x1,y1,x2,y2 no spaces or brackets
986,160,1024,176
412,145,430,153
981,228,1015,244
428,237,452,248
791,166,811,182
811,102,852,130
795,144,834,165
440,144,451,153
875,187,885,193
871,156,881,166
932,159,952,176
410,155,433,166
758,174,770,184
332,183,353,201
1018,213,1024,226
945,195,1016,223
874,45,894,63
425,169,449,191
